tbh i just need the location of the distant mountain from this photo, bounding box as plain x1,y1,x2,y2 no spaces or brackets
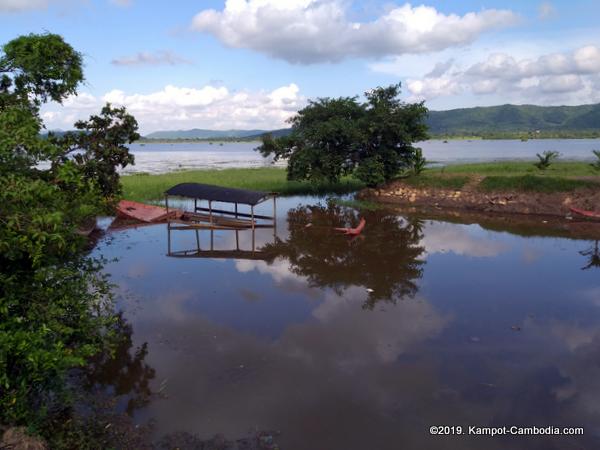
245,128,292,139
144,128,270,140
426,103,600,135
141,104,600,141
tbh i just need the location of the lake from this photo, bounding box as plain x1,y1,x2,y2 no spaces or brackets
124,139,600,174
91,196,600,449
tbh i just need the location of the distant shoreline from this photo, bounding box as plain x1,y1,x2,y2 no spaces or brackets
134,134,600,145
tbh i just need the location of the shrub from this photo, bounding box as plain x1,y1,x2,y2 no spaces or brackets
412,147,427,175
534,150,560,170
590,150,600,171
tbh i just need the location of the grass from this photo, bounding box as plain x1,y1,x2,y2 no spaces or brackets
121,167,365,202
478,175,600,193
402,174,470,190
330,198,387,211
121,161,600,202
431,161,598,177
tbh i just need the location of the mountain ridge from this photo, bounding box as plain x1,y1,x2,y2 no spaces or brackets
140,103,600,140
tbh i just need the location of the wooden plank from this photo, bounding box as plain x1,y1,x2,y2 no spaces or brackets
183,212,256,227
195,206,273,221
168,249,271,260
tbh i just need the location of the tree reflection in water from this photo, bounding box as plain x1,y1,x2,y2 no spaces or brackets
83,312,156,415
580,240,600,270
263,203,426,309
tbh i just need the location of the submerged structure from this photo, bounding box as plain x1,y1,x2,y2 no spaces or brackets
163,182,277,257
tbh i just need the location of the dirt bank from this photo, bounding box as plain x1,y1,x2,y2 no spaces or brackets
360,179,600,218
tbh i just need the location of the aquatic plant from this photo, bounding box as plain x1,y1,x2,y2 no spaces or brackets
412,147,427,175
590,150,600,171
534,150,560,170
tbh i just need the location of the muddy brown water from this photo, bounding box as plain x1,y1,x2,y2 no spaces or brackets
91,196,600,449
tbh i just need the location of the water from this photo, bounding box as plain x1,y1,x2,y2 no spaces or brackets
124,142,280,174
92,196,600,449
123,139,600,174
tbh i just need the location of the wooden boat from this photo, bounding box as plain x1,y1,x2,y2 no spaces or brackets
117,200,179,223
569,207,600,220
334,218,366,236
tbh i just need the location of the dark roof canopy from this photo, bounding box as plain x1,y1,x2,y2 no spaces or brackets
165,183,272,206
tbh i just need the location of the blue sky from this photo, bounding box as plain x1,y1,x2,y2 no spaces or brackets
2,0,600,133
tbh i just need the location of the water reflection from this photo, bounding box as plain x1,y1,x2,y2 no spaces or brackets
262,203,426,309
580,241,600,270
93,197,600,449
83,313,156,416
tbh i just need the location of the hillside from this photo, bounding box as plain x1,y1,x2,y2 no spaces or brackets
139,104,600,141
144,128,270,140
426,103,600,136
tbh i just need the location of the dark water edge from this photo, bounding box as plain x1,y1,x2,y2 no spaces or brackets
84,196,600,449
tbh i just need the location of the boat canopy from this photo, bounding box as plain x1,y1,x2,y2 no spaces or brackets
164,183,273,206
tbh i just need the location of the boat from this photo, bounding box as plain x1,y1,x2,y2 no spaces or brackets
334,218,366,236
117,200,179,223
569,207,600,220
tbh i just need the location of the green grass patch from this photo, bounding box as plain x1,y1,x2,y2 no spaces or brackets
431,161,598,177
330,198,386,211
121,167,365,202
479,175,600,193
402,174,470,190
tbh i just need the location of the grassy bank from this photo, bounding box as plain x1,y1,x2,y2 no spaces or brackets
121,162,600,203
432,161,599,177
400,161,600,193
122,167,364,202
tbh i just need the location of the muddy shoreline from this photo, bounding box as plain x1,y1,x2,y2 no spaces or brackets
360,180,600,219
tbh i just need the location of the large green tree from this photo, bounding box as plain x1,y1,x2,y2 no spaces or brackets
0,33,138,428
258,84,428,186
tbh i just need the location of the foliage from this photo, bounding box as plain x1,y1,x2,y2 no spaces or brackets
590,150,600,171
50,104,139,204
0,33,83,108
0,33,138,430
258,84,428,187
353,155,386,187
534,150,560,170
411,147,427,175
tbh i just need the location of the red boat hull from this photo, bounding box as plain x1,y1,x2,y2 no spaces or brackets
570,207,600,220
117,200,177,223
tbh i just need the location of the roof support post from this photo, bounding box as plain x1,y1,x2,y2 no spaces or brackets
167,226,172,255
251,205,255,253
273,196,277,234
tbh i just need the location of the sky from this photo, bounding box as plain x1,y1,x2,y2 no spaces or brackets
1,0,600,134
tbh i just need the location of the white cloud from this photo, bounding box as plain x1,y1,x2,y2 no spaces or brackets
538,2,556,20
112,50,190,66
40,82,305,134
421,222,508,258
191,1,519,64
0,0,48,12
393,44,600,104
